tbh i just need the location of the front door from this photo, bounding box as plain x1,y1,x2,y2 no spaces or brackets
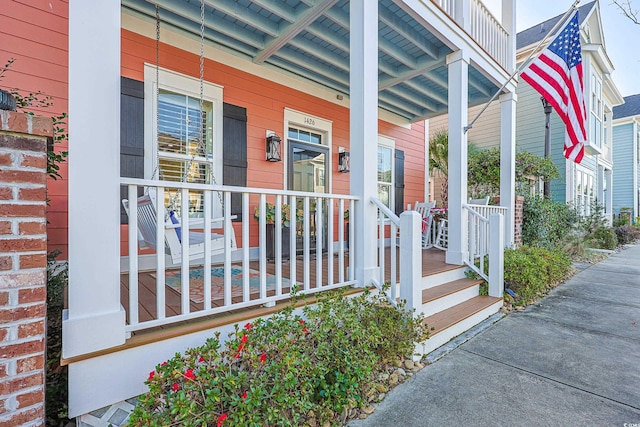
287,127,329,253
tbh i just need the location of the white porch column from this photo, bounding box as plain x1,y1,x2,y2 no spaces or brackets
424,119,430,203
446,50,469,265
454,0,471,32
502,0,516,72
63,0,125,358
597,164,605,206
499,91,517,248
350,0,379,286
604,168,613,219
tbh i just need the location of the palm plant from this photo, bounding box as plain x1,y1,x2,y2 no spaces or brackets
429,129,449,205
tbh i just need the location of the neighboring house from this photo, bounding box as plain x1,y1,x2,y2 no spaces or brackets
429,1,624,224
612,94,640,219
1,1,518,424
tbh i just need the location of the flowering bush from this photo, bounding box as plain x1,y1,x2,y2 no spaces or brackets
129,290,430,426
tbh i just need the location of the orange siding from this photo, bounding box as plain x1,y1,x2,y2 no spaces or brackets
1,1,69,257
2,2,426,258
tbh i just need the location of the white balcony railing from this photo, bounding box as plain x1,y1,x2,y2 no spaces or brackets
434,0,510,69
121,177,357,334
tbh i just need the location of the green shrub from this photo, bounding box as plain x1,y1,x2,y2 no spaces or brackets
522,196,579,249
586,227,618,250
46,251,70,426
504,246,572,304
129,289,430,426
615,225,640,245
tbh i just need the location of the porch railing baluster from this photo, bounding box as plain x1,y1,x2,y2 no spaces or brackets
121,178,358,333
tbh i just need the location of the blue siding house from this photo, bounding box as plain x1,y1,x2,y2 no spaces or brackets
612,94,640,218
428,1,624,223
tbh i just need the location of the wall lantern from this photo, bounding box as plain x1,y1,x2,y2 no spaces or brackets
266,133,282,162
338,147,350,173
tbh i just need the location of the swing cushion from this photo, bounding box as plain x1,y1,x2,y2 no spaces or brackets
169,210,182,242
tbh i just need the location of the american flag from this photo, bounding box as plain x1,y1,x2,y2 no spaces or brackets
521,10,586,163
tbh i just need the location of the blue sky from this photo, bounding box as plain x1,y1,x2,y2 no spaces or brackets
485,0,640,96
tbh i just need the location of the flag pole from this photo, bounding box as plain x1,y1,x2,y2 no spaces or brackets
464,0,581,132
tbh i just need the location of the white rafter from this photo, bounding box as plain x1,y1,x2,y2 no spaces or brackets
254,0,340,64
204,0,279,37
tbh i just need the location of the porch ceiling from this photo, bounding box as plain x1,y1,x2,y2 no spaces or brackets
121,0,500,122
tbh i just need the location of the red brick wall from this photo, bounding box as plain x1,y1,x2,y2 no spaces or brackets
514,195,524,247
0,110,51,427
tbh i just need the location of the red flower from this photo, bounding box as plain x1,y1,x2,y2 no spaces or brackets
217,413,228,427
234,352,241,359
240,334,248,344
241,390,248,399
302,326,309,334
160,361,167,367
172,383,180,392
238,344,245,352
259,353,266,363
184,368,196,380
244,322,252,330
147,371,155,382
299,319,305,325
198,356,205,363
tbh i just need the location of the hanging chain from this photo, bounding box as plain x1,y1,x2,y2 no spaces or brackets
199,0,223,208
168,0,224,212
152,4,161,184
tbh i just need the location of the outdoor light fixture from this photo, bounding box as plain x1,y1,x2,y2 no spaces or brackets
266,133,282,162
338,147,350,173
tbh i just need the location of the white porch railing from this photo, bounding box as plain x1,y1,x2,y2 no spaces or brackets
121,177,357,334
464,203,505,298
370,198,423,313
433,0,510,69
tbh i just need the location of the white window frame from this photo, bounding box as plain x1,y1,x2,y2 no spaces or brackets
283,108,332,192
377,135,395,211
590,72,603,149
144,64,224,216
143,65,223,183
575,165,594,217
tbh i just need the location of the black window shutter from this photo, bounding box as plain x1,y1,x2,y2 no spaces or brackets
223,103,248,220
120,77,145,224
394,149,405,216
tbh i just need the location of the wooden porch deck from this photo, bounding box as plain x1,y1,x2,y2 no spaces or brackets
120,248,454,329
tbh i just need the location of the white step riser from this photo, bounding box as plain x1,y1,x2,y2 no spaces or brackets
421,266,467,289
415,300,503,356
421,285,479,317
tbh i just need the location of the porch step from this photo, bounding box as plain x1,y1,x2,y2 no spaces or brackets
422,264,467,289
417,296,503,356
421,278,482,317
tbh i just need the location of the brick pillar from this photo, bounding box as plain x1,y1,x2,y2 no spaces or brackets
513,196,524,247
0,110,51,427
493,195,524,247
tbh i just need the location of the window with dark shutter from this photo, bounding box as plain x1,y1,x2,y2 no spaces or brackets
120,77,145,224
222,103,247,220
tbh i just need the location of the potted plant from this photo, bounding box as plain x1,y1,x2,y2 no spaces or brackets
254,203,301,259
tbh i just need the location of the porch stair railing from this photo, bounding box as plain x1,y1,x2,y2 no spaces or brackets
121,177,357,334
370,198,422,313
463,203,505,298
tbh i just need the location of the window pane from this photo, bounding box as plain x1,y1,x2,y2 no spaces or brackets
378,183,390,208
157,89,213,184
377,146,392,183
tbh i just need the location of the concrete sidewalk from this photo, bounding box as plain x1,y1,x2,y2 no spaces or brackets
350,244,640,426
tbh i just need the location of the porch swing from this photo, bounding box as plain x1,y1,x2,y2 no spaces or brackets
123,1,237,265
